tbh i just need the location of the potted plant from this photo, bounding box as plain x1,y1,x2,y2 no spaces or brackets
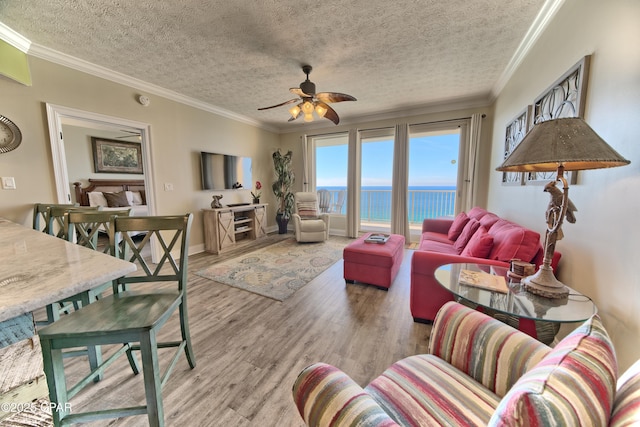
272,149,295,234
251,181,262,204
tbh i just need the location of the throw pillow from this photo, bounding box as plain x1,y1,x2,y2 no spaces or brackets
103,191,130,208
461,226,493,258
126,191,144,206
447,212,469,241
87,191,108,207
489,314,617,427
297,201,318,218
452,218,480,254
610,359,640,427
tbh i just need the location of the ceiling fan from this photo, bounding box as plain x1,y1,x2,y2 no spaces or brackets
258,65,356,125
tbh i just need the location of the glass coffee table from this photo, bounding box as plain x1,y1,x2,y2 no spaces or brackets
435,263,597,343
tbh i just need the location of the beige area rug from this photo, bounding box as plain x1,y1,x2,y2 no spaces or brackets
195,236,353,301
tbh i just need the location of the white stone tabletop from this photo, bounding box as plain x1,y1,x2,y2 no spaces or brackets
0,217,136,323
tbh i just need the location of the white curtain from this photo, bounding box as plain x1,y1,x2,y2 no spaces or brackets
391,123,410,240
300,135,312,191
462,113,483,210
346,129,359,238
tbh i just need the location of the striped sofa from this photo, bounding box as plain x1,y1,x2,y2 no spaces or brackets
292,302,640,426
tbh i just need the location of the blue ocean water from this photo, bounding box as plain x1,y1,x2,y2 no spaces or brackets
320,186,456,222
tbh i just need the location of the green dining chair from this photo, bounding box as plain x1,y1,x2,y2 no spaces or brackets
32,203,77,234
50,209,133,382
33,203,91,326
39,213,195,427
47,205,100,239
34,205,101,327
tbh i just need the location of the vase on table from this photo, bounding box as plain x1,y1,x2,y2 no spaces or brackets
253,198,260,204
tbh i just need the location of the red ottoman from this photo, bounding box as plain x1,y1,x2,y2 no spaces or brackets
343,233,405,289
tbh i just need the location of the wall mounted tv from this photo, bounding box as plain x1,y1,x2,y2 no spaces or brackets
200,151,252,190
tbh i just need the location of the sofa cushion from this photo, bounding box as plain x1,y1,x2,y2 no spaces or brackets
453,218,481,254
489,314,617,427
366,354,500,426
467,207,489,220
418,239,458,254
421,231,453,244
447,212,470,241
611,359,640,427
461,226,493,258
487,219,541,263
479,213,500,230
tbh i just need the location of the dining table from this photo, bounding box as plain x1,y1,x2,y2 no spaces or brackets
0,217,136,421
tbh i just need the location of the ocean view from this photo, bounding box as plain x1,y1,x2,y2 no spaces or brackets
319,185,456,223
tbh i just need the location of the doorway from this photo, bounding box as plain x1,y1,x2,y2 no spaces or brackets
45,103,158,259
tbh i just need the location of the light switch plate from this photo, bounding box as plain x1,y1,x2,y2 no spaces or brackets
1,177,16,189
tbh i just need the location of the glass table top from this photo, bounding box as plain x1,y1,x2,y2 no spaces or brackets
435,263,597,323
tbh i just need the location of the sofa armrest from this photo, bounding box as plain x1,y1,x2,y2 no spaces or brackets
428,302,551,397
292,363,399,427
422,218,454,234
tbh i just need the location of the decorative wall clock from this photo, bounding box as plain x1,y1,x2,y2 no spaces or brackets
0,115,22,154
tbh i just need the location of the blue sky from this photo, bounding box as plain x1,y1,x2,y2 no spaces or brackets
316,133,460,187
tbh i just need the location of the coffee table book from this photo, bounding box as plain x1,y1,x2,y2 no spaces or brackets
364,233,390,244
458,269,509,293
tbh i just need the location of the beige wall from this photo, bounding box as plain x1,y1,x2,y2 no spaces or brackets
489,0,640,370
0,57,279,251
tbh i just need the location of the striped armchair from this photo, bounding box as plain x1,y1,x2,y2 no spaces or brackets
293,302,639,426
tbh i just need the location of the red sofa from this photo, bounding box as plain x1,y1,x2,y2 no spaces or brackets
410,207,561,323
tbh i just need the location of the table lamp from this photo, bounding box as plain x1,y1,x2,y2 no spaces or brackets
496,117,630,298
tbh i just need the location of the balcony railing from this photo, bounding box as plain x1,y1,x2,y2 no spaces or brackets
319,188,456,224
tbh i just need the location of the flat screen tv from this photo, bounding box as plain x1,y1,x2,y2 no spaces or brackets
200,152,252,190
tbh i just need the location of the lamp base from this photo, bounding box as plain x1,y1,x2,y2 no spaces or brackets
522,265,569,299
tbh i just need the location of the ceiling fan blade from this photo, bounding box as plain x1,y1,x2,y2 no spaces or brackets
257,98,299,110
289,87,312,97
316,92,357,103
319,102,340,125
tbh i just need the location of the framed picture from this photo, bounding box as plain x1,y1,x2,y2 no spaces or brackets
527,55,591,185
502,106,531,186
91,137,143,174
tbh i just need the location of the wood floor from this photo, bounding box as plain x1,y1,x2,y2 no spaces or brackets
39,234,432,426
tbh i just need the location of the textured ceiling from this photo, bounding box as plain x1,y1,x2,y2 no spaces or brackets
0,0,546,132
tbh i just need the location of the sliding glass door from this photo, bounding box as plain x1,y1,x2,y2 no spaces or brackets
315,134,348,214
359,129,394,233
408,126,461,233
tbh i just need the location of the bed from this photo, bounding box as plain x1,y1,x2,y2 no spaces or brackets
73,179,149,216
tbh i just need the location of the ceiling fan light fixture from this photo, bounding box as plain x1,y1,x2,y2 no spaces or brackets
289,104,301,118
315,103,327,117
258,64,356,125
302,100,314,114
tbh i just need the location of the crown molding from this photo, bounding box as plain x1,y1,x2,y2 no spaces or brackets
490,0,566,100
0,22,31,52
24,42,280,133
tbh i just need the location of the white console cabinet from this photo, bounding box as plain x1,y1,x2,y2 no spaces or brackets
203,204,267,254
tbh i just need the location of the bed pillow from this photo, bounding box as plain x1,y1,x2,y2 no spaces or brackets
103,191,130,208
447,212,469,241
88,191,108,207
126,191,144,206
461,226,493,258
452,218,480,254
